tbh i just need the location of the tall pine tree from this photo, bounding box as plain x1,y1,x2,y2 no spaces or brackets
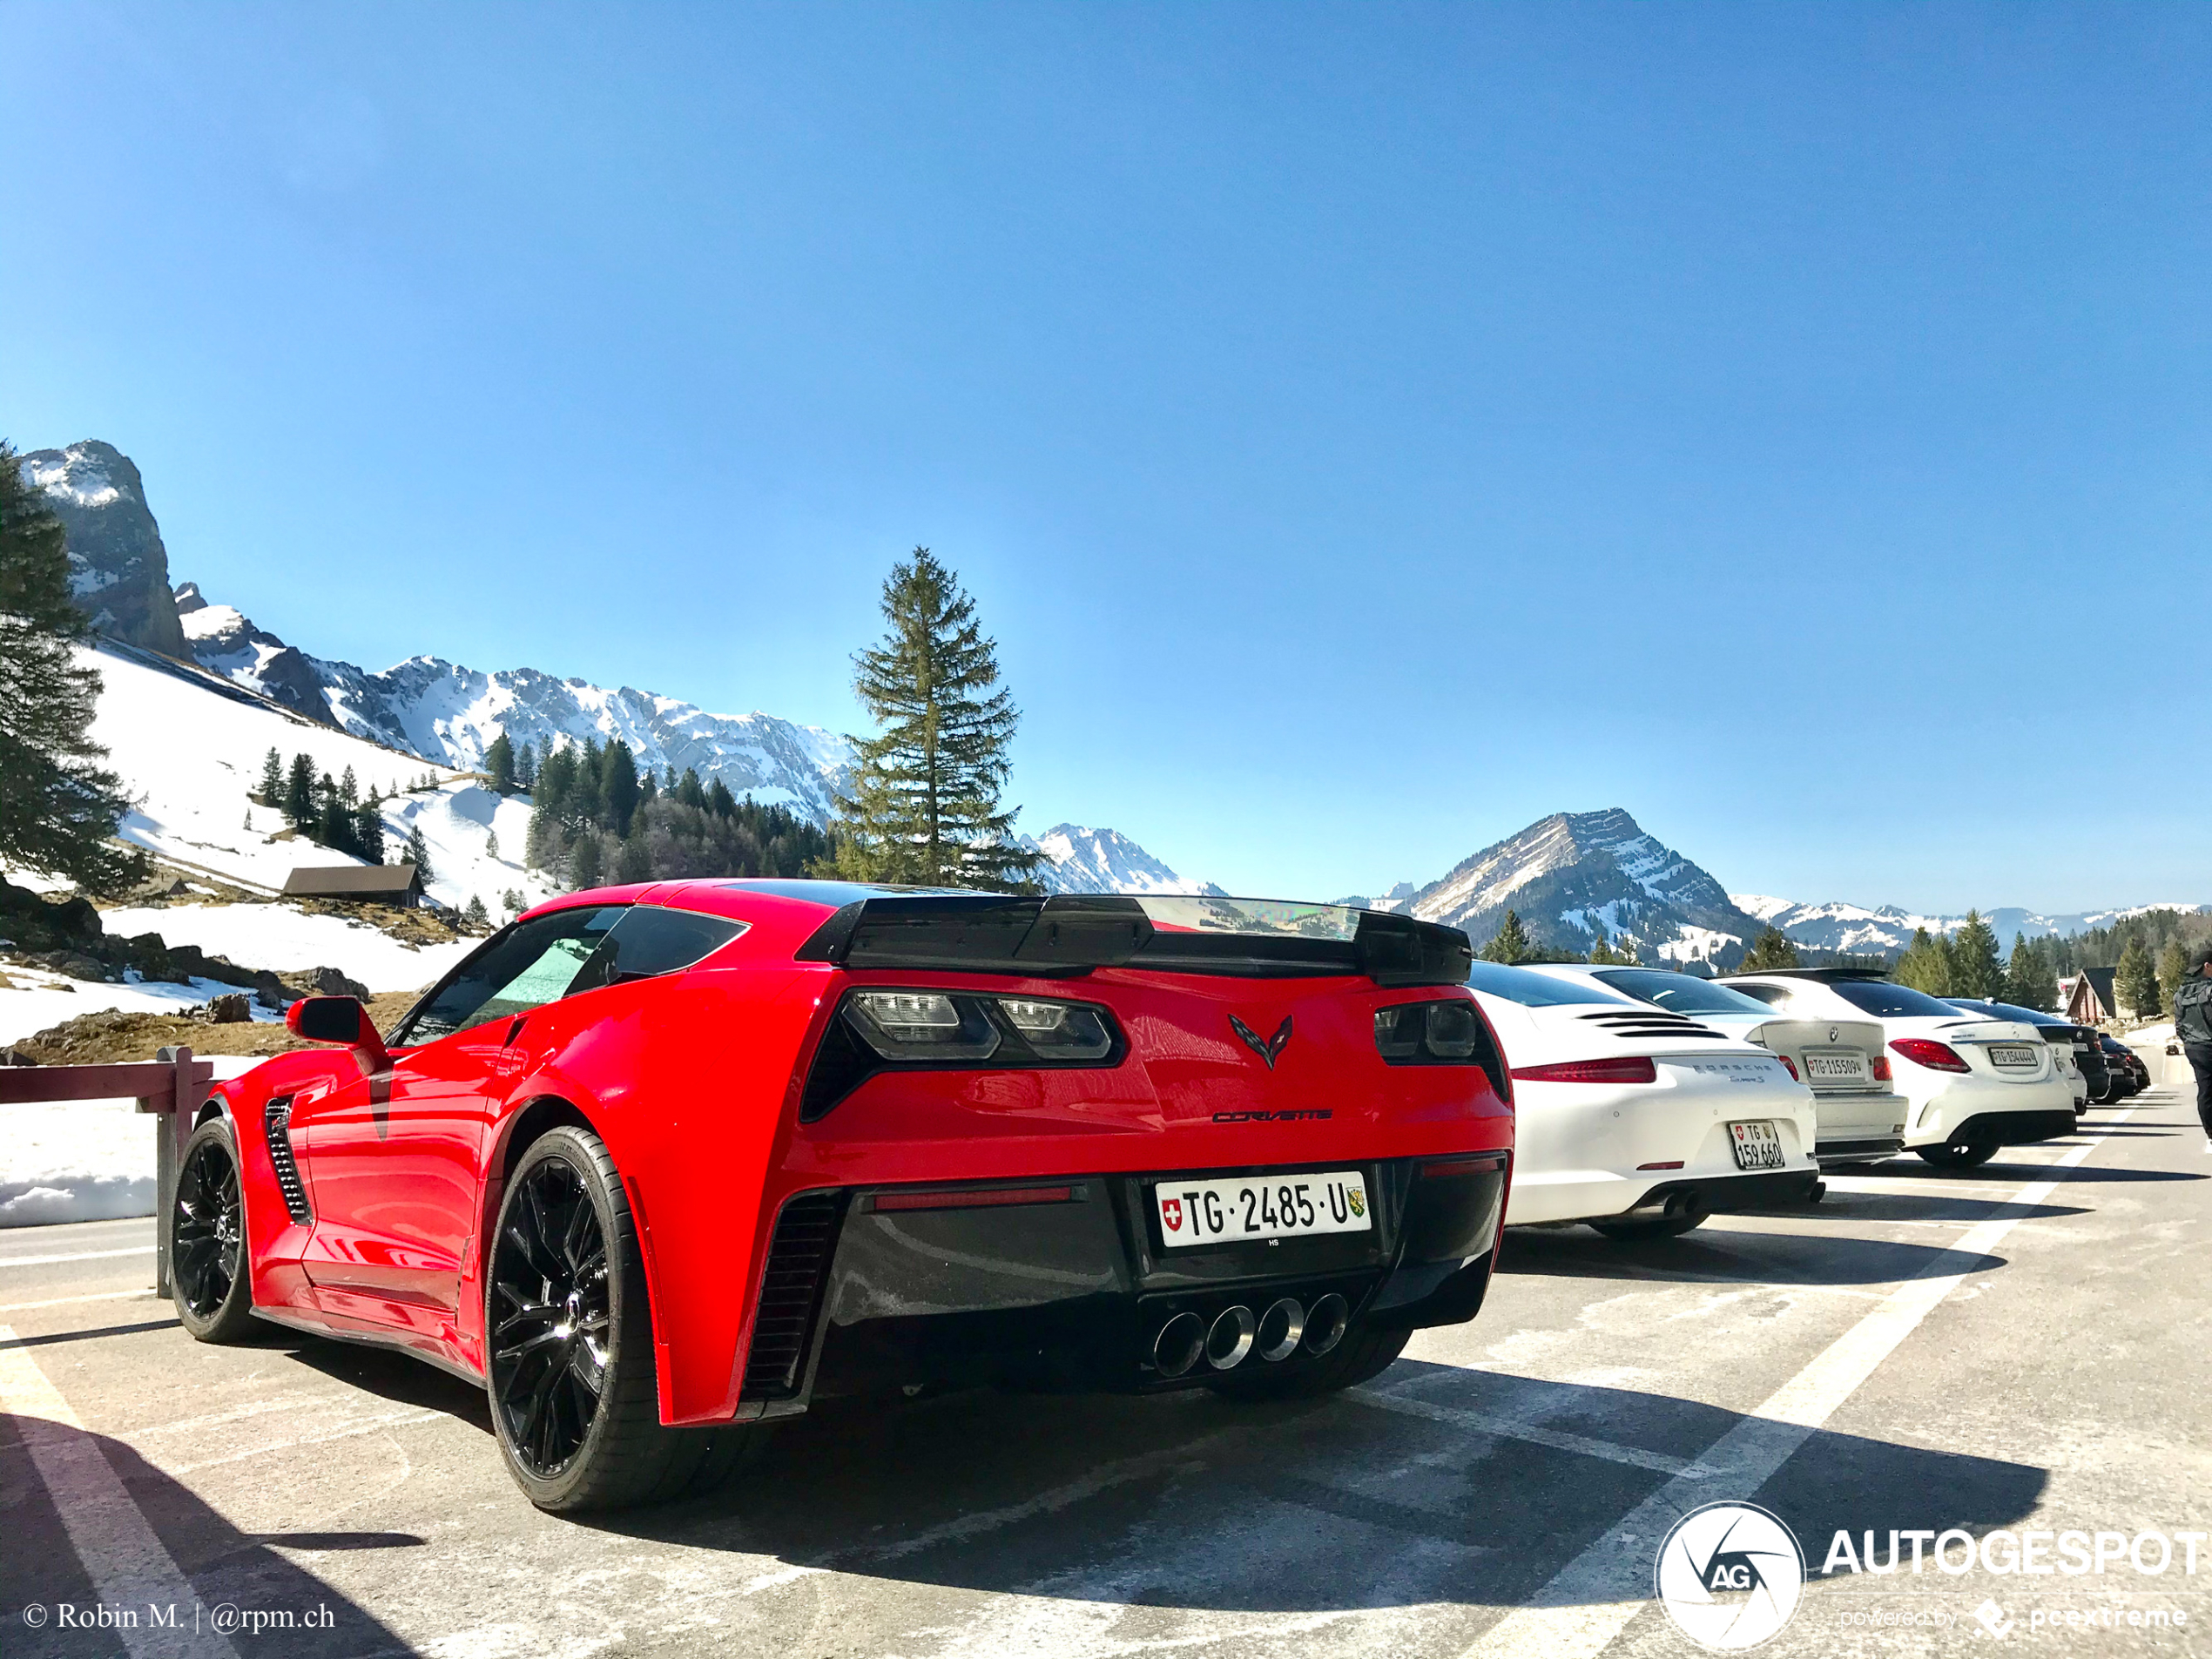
1737,926,1801,973
406,822,435,886
2005,934,2054,1011
0,443,145,894
1480,910,1532,964
485,732,516,793
820,548,1042,888
259,747,284,806
2115,936,2160,1020
1951,910,2002,999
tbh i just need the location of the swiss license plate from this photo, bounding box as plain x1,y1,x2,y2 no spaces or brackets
1155,1171,1371,1248
1989,1045,2040,1069
1728,1120,1786,1171
1802,1050,1868,1083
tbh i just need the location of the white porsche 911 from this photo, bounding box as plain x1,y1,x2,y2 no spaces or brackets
1718,969,2077,1169
1465,962,1822,1241
1519,964,1909,1166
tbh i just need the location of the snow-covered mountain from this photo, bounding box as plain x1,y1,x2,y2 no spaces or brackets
1735,894,2211,954
175,583,853,825
1022,826,1223,897
1367,809,1762,962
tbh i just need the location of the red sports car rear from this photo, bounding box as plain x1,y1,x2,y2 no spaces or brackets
177,882,1513,1510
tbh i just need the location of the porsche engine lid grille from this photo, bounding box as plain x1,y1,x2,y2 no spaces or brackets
1572,1010,1728,1042
264,1097,312,1224
740,1190,849,1401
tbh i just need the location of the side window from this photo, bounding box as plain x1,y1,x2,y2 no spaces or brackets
568,907,746,995
398,907,625,1043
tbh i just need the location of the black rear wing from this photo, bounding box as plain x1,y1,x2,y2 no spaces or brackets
793,894,1473,988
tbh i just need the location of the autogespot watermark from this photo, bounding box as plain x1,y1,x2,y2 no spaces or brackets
19,1602,336,1635
1652,1511,2206,1652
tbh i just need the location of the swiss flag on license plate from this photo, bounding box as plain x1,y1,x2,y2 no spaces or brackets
1161,1197,1184,1232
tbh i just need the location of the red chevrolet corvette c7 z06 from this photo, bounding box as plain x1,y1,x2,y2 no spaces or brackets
170,881,1511,1510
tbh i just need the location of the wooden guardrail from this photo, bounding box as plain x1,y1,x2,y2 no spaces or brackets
0,1047,216,1298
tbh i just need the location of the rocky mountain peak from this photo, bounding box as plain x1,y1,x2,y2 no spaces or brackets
23,440,188,656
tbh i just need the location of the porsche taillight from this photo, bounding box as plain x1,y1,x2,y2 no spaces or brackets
1510,1056,1659,1085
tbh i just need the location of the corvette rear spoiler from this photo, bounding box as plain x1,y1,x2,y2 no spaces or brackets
793,894,1474,988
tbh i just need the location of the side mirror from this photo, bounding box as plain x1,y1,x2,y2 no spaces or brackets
287,995,390,1074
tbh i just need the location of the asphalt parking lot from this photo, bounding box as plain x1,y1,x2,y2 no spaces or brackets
4,1082,2208,1659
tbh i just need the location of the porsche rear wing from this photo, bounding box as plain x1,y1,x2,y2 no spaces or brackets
793,894,1473,988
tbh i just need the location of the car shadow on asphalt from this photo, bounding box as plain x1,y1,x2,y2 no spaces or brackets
1496,1224,2010,1287
563,1360,2047,1618
0,1408,419,1659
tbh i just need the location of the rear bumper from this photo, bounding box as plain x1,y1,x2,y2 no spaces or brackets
1903,1076,2075,1146
1600,1168,1823,1218
1949,1108,2080,1147
728,1153,1507,1417
1813,1136,1907,1164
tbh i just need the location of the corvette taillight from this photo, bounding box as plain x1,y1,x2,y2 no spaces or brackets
801,988,1127,1121
1374,999,1488,1062
1510,1055,1659,1085
1889,1037,1970,1074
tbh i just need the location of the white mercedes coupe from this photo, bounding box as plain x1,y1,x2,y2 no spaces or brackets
1717,970,2076,1169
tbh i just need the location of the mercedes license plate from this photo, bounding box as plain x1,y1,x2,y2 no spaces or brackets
1802,1050,1868,1083
1728,1121,1786,1171
1155,1171,1371,1248
1989,1044,2040,1069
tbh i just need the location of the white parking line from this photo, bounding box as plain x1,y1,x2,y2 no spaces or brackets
1462,1106,2138,1659
0,1245,157,1268
0,1325,236,1659
1347,1388,1717,1480
0,1288,158,1313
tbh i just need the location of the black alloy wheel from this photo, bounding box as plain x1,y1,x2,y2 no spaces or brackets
489,1150,612,1480
172,1117,256,1341
486,1125,762,1512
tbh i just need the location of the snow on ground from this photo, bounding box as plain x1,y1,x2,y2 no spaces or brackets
1658,924,1743,964
85,642,561,918
0,963,284,1047
98,903,474,993
1,1056,265,1227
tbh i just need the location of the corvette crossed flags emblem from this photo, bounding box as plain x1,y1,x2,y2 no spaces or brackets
1229,1014,1294,1069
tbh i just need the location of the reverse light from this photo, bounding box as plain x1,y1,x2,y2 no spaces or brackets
1889,1037,1969,1075
1511,1056,1659,1085
846,991,1000,1060
1375,999,1489,1063
997,998,1116,1060
1870,1055,1893,1082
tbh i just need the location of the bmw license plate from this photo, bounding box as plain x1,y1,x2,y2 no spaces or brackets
1989,1045,2040,1070
1728,1121,1786,1171
1155,1171,1371,1248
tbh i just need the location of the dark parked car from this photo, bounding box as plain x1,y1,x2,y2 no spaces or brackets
2099,1035,2150,1100
1941,999,2107,1112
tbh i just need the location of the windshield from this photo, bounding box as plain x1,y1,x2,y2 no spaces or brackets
1136,896,1361,941
1466,961,1632,1007
1830,980,1966,1020
1594,968,1775,1017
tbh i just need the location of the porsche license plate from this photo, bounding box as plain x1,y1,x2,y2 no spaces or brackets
1155,1171,1371,1248
1988,1045,2040,1070
1728,1121,1786,1171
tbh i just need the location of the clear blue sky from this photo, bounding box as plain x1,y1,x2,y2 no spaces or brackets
4,3,2206,913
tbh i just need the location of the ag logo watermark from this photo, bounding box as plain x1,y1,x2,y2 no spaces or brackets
1655,1502,1807,1650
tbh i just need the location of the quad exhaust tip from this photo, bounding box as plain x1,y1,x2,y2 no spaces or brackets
1205,1305,1257,1370
1154,1312,1206,1379
1153,1290,1352,1376
1304,1292,1348,1356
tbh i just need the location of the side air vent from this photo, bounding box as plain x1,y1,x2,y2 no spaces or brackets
1575,1012,1728,1042
264,1097,312,1224
738,1190,849,1401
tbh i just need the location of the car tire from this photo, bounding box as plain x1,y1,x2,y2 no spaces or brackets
172,1116,259,1343
487,1124,764,1513
1915,1135,1998,1170
1204,1322,1411,1401
1588,1211,1707,1242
